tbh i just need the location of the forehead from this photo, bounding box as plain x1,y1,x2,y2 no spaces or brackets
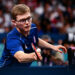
16,12,31,21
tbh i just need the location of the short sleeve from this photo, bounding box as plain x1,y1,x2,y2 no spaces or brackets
6,38,24,56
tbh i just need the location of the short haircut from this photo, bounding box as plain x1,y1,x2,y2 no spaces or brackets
11,4,30,20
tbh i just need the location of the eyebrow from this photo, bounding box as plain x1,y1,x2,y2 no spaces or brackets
18,16,32,21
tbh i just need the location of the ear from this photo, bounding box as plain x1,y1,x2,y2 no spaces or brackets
11,20,16,26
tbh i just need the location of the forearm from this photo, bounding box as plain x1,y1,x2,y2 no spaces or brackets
38,38,67,53
19,53,35,63
14,51,36,63
38,38,55,50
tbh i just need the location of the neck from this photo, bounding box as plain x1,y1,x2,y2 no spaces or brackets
16,27,29,37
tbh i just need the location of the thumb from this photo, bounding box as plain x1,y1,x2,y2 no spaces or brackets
57,49,63,53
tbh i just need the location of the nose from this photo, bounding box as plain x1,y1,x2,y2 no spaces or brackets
25,20,29,24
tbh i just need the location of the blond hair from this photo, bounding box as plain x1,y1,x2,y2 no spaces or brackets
11,4,30,20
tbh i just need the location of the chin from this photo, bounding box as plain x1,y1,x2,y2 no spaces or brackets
24,27,31,32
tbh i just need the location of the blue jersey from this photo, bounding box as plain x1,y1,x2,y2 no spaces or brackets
0,24,38,68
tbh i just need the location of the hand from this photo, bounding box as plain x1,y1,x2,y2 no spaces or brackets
31,52,42,61
53,45,67,53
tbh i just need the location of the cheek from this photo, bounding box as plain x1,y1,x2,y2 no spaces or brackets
16,23,24,28
16,23,31,31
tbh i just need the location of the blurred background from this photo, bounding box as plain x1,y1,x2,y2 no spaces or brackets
0,0,75,67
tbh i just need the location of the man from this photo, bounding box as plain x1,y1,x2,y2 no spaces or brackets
0,4,67,68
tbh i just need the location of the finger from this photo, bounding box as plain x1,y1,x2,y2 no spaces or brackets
59,46,67,53
38,52,42,61
33,55,37,61
32,43,41,60
39,56,42,61
57,49,63,53
33,53,37,60
38,53,41,57
38,56,42,61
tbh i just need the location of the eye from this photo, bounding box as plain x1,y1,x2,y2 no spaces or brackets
27,17,30,21
22,19,25,22
27,17,32,21
17,16,32,23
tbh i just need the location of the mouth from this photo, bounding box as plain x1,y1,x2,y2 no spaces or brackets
24,25,30,28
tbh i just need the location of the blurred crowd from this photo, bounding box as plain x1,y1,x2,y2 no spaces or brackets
0,0,75,67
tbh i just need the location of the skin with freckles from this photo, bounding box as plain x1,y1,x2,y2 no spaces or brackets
0,4,68,68
11,4,67,63
12,12,32,36
12,12,67,63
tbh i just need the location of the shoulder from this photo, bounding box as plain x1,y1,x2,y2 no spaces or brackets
31,23,37,29
7,28,15,35
30,23,38,35
7,28,20,39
